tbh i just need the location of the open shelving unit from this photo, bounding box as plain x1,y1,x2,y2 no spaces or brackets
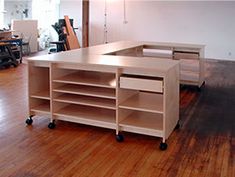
51,66,117,130
26,41,182,150
27,62,51,120
117,71,179,149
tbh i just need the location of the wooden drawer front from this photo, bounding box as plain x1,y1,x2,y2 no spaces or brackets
120,77,163,93
174,52,199,60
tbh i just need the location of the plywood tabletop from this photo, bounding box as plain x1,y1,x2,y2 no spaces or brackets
27,41,181,73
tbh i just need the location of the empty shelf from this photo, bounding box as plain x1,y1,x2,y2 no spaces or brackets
53,72,116,88
31,103,50,114
119,111,163,137
53,84,116,99
54,94,116,110
31,90,50,100
119,92,163,114
54,105,116,129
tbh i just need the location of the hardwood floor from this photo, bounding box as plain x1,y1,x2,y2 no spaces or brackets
0,60,234,177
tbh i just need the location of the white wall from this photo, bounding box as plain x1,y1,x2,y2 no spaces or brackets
12,19,38,53
32,0,60,46
4,0,32,29
0,0,4,28
90,1,235,60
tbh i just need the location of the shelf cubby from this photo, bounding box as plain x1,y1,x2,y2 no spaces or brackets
30,98,50,115
119,110,163,137
28,63,51,117
53,70,116,89
54,93,116,110
30,90,50,100
53,84,116,99
119,91,163,114
54,104,116,129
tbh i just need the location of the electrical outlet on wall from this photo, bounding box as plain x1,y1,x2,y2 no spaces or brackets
123,20,128,24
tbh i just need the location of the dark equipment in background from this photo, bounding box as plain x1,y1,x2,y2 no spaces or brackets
49,19,76,53
0,43,18,69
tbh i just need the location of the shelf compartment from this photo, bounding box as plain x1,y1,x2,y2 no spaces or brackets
119,110,163,137
119,92,163,114
120,75,163,93
54,93,116,110
28,66,50,98
53,84,116,99
53,71,116,88
54,104,116,129
31,102,50,115
31,90,50,100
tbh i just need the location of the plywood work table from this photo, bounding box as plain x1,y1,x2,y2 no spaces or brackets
26,41,204,150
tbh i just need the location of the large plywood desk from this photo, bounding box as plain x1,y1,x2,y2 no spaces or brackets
26,41,204,150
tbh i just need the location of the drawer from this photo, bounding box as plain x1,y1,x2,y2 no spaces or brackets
120,76,163,93
174,52,199,60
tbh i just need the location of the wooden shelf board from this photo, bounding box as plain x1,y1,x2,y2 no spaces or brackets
53,72,116,89
180,80,200,86
31,103,50,114
54,105,116,129
53,84,116,99
119,111,163,137
54,94,116,110
31,90,50,100
119,92,163,114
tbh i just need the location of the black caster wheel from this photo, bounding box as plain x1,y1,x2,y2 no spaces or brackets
25,116,33,125
116,134,124,142
159,142,168,150
48,122,56,129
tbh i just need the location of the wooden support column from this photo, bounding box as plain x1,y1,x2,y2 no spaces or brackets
82,0,89,47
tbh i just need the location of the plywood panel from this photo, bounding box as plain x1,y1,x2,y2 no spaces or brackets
12,20,38,53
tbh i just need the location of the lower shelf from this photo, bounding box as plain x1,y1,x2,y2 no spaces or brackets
54,104,116,129
31,103,50,115
119,111,163,137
